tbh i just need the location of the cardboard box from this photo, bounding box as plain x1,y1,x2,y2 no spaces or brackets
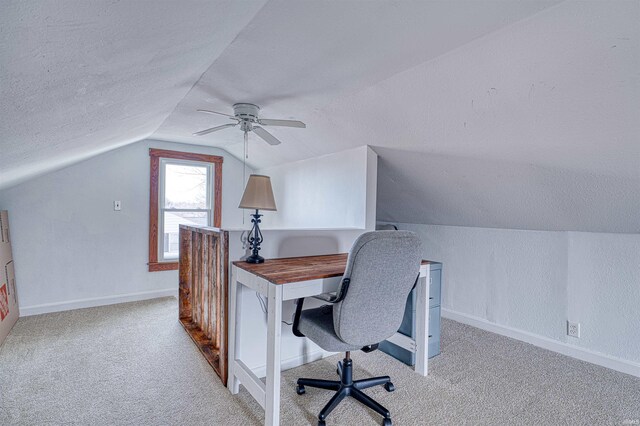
0,210,19,346
0,210,9,244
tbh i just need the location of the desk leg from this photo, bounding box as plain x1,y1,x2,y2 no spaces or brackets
415,271,429,376
227,267,241,394
265,284,283,426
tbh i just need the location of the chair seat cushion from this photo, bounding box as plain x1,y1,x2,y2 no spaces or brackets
297,305,363,352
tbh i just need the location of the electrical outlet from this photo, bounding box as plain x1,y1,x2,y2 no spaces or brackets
567,321,580,338
114,200,121,211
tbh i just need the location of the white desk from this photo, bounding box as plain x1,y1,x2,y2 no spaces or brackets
228,254,431,426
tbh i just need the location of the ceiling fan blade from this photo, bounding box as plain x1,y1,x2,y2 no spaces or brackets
258,119,306,128
253,126,282,145
192,123,236,136
197,109,236,119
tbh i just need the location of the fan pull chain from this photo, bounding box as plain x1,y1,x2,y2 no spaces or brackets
242,130,248,225
245,130,249,159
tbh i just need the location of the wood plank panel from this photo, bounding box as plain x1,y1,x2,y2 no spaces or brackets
218,232,229,384
233,254,348,284
178,225,229,385
178,228,192,321
233,254,433,284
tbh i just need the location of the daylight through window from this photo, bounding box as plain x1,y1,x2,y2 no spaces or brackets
160,161,211,260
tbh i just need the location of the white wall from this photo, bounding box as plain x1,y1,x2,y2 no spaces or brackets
223,145,379,374
257,146,377,230
0,138,377,375
567,232,640,362
394,222,640,375
0,139,252,314
224,146,378,374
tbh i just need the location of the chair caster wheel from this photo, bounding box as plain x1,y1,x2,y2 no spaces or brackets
296,384,305,395
384,382,395,392
318,420,326,426
382,418,392,426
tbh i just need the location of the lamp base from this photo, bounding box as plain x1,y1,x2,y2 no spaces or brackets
245,253,265,264
245,209,265,264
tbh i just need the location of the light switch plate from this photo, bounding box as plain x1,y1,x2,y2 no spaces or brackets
114,200,122,211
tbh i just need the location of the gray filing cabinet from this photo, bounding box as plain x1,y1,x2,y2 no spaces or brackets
379,262,442,365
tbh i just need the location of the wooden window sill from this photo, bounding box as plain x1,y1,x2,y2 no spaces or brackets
148,262,179,272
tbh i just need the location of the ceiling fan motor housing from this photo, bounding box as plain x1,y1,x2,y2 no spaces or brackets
233,103,260,122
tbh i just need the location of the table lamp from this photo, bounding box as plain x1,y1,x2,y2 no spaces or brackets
239,174,277,263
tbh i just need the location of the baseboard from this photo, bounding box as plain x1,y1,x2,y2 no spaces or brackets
20,288,178,316
442,308,640,378
251,349,336,379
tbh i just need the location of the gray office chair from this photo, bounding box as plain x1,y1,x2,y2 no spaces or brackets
292,231,422,426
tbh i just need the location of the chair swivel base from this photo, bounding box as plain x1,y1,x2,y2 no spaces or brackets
296,356,395,426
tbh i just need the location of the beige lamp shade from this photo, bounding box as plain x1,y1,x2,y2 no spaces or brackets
239,175,277,211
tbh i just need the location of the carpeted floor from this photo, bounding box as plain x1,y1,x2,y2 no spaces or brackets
0,297,638,425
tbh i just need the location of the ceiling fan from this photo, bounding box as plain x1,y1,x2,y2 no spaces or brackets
192,103,306,146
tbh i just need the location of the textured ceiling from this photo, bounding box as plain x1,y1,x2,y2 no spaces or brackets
154,0,639,233
0,0,267,189
153,0,561,165
2,1,638,232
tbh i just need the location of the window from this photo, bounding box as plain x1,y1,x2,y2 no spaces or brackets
148,149,222,272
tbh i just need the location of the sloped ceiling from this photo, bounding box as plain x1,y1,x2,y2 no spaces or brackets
0,0,267,188
153,0,562,165
2,1,638,232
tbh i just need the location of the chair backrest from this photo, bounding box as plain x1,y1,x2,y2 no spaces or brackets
333,231,422,347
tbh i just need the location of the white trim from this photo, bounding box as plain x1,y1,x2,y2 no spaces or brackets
442,308,640,378
235,359,266,408
158,158,214,262
265,283,283,426
20,288,178,316
251,349,335,379
414,270,429,375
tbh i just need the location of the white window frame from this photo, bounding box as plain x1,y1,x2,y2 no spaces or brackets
158,158,214,262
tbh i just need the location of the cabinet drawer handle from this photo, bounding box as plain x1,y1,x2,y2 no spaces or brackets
428,335,433,338
429,297,434,300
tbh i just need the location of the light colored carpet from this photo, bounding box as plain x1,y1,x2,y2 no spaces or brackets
1,297,638,425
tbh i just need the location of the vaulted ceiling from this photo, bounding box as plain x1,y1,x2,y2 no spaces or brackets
1,1,638,232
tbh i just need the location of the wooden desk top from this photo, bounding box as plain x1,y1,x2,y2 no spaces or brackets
232,253,433,285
